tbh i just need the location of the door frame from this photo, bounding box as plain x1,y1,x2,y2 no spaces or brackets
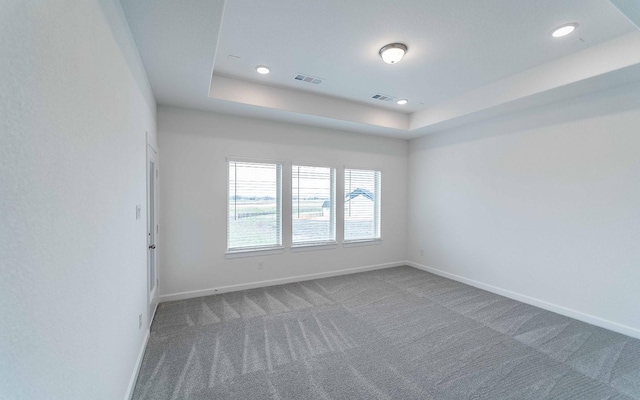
146,138,159,326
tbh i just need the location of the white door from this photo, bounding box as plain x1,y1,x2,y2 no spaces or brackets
147,144,159,323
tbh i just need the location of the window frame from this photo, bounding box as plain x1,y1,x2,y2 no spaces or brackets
226,157,284,255
291,163,337,248
343,167,382,244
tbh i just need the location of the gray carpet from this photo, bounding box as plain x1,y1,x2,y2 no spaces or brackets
132,266,640,399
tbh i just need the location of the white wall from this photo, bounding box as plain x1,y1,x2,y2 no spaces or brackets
0,1,156,399
408,82,640,338
157,106,408,298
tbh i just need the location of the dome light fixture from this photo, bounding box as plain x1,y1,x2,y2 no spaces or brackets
551,23,578,38
255,65,270,74
379,43,407,64
397,99,408,105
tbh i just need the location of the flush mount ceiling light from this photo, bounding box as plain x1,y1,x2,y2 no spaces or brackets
396,99,408,105
255,65,270,74
379,43,407,64
551,23,578,38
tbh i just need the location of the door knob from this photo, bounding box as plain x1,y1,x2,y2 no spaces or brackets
149,244,156,249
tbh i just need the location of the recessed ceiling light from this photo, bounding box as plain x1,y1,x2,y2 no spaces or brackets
551,23,578,38
397,99,408,105
379,43,407,64
255,65,270,74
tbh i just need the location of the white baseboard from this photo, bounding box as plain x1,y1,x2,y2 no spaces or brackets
124,301,158,400
124,328,150,400
406,261,640,340
159,261,406,303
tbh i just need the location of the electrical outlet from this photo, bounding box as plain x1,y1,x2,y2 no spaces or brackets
138,314,142,329
135,205,141,220
420,249,424,256
258,262,264,270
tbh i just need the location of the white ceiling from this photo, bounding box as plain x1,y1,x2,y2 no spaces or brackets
121,0,640,139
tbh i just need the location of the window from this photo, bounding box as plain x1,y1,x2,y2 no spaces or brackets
292,165,335,245
344,168,381,241
227,160,282,251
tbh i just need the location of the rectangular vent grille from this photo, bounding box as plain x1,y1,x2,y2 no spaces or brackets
372,94,396,102
294,73,323,84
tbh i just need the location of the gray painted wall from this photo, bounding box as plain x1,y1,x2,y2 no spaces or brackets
157,106,408,299
408,82,640,338
0,1,156,398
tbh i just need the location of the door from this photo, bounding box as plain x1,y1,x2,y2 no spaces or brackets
147,144,159,323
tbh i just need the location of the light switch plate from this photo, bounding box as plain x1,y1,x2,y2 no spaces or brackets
136,205,142,220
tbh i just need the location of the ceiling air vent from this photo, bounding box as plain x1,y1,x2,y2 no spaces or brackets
371,94,396,102
294,73,323,84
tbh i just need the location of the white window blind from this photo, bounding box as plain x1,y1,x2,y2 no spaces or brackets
344,168,381,241
228,161,282,251
292,165,335,245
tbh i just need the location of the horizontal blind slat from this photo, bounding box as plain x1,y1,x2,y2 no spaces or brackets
228,161,282,250
344,168,381,241
292,165,335,244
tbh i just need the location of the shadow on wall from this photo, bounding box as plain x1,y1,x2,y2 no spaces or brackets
97,0,156,114
413,79,640,150
158,106,410,157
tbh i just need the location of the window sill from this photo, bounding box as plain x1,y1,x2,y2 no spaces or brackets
225,246,285,259
291,242,338,252
343,238,382,248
